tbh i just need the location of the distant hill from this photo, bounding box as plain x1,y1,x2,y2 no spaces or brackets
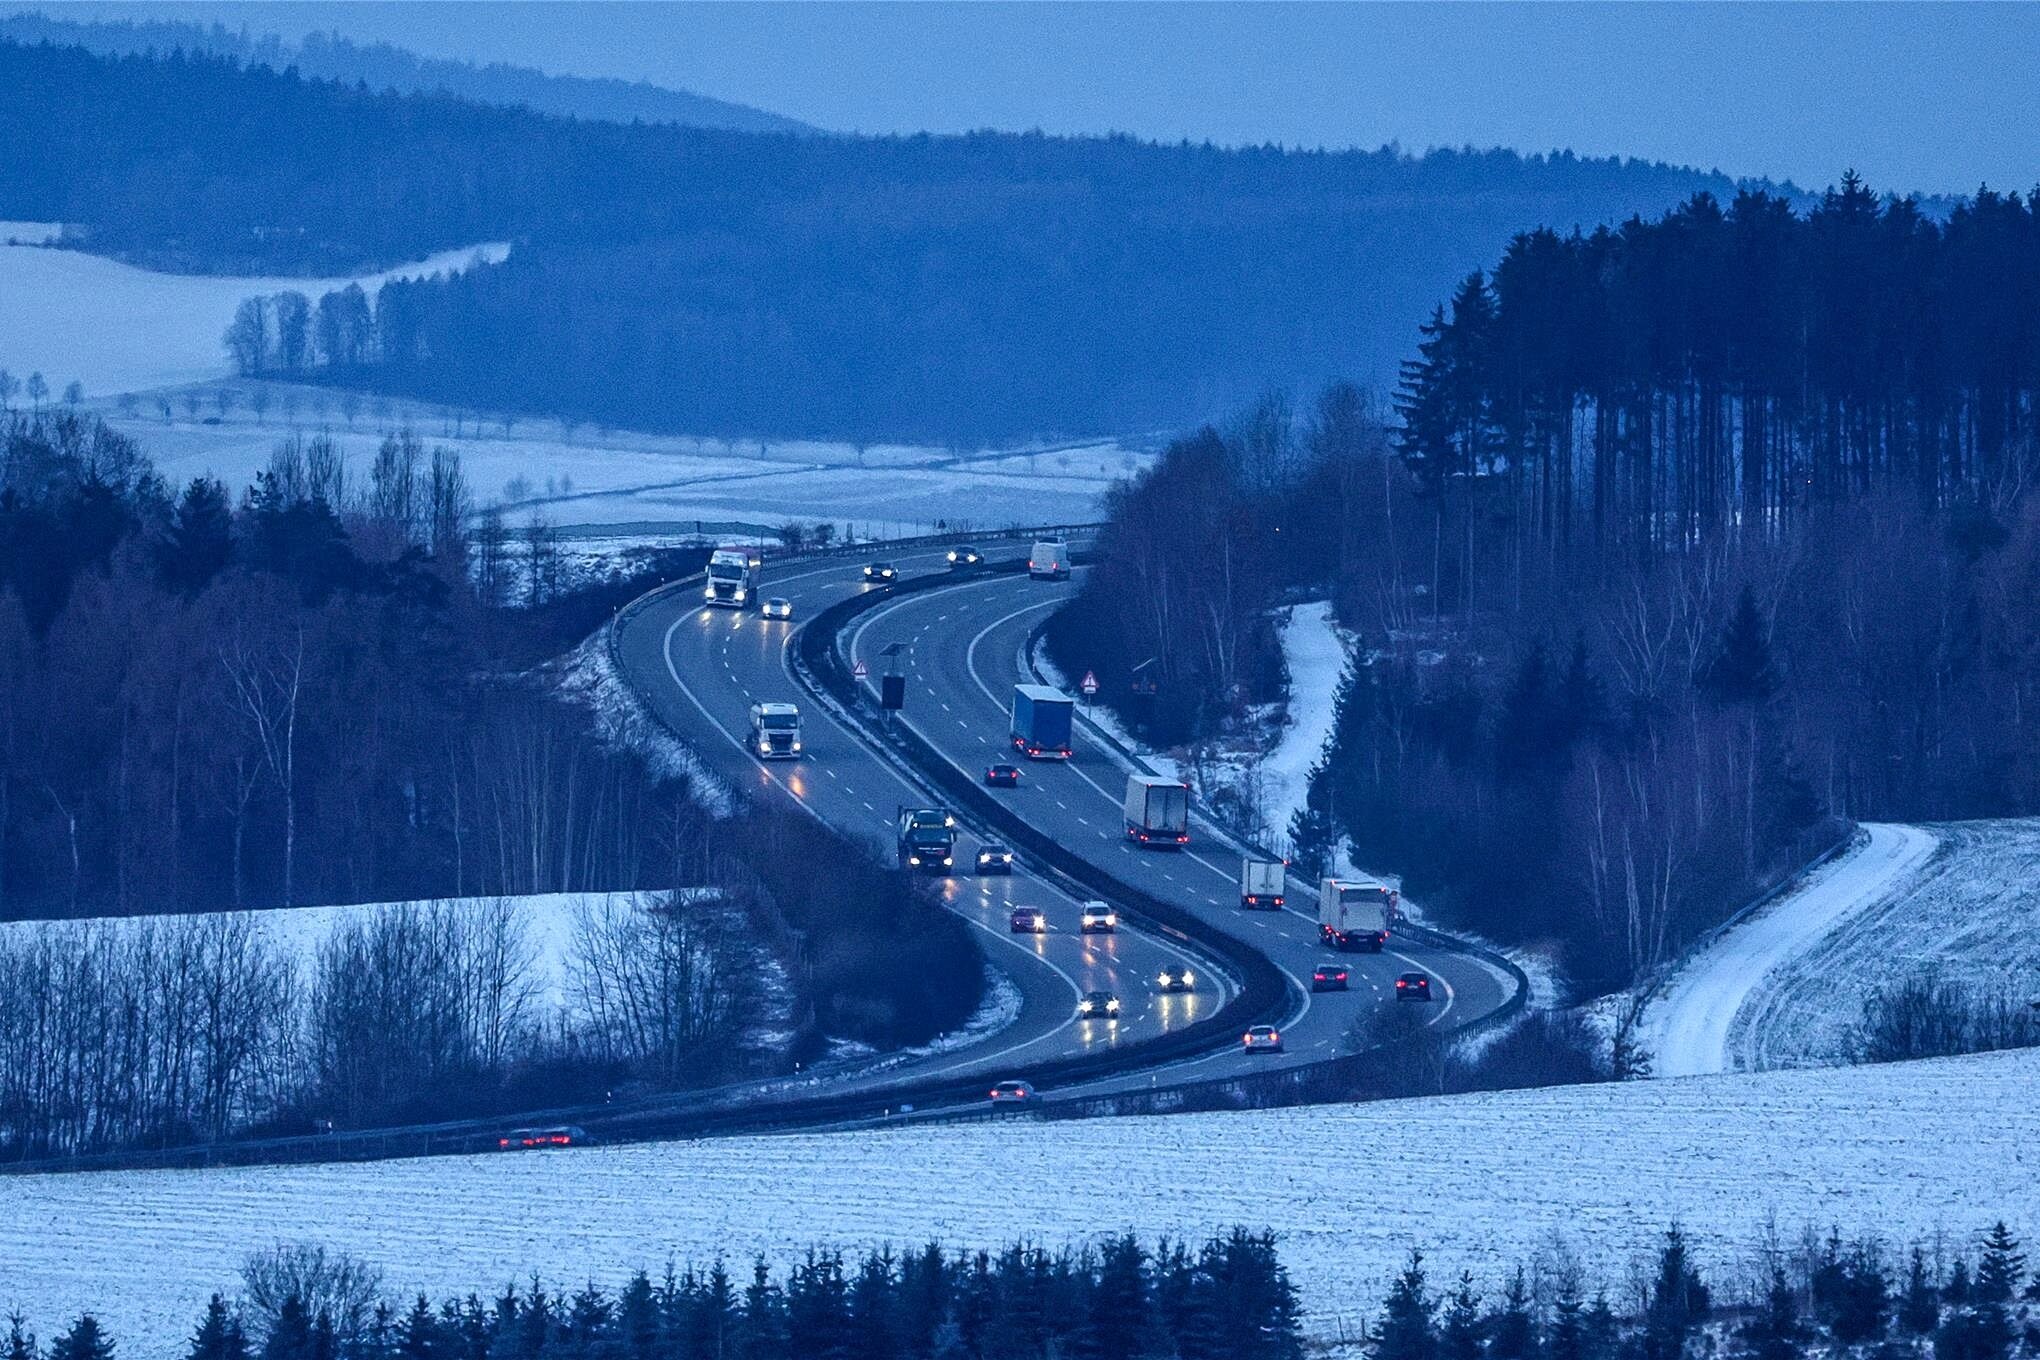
0,39,1949,442
0,8,814,133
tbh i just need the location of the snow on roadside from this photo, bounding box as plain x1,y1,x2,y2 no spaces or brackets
3,1047,2034,1355
0,221,61,245
1637,823,1938,1078
0,239,506,395
1261,600,1347,846
555,629,736,816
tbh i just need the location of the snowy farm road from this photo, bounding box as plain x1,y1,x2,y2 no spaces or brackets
1641,823,1939,1077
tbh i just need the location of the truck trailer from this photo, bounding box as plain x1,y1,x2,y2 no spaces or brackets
1123,774,1191,848
1240,857,1286,909
704,546,761,608
1318,877,1397,952
1009,684,1075,759
748,702,802,759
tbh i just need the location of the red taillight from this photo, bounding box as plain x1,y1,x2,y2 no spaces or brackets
1273,897,1284,906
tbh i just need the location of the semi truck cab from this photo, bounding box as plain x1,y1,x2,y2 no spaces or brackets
705,547,761,608
748,702,802,759
896,807,957,874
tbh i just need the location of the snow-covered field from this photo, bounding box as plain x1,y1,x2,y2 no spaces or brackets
108,403,1138,539
0,235,506,394
1727,819,2040,1070
0,892,620,1013
3,1048,2034,1352
1639,823,1943,1077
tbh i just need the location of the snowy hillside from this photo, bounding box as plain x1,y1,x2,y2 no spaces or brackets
4,1048,2035,1354
0,236,505,395
1729,819,2040,1068
1630,817,2040,1077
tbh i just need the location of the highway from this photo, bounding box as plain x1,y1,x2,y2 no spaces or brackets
842,563,1515,1086
614,534,1514,1106
611,542,1234,1101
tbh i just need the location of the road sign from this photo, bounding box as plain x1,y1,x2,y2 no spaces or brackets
881,674,906,710
852,659,868,679
1080,670,1099,697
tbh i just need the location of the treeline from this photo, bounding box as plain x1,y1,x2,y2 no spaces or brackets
15,1220,2040,1360
1369,1223,2038,1360
0,406,984,1145
1394,175,2040,562
0,12,811,132
3,39,1811,438
0,894,776,1157
9,1231,1306,1360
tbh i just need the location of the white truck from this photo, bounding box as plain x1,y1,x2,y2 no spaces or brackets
1240,857,1286,910
748,702,802,759
1318,877,1397,952
1028,537,1071,581
704,546,761,609
1123,774,1190,848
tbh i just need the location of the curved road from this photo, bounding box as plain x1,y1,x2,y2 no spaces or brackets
843,566,1514,1083
613,543,1231,1101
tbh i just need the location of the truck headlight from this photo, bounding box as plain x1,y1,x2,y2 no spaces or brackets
791,740,801,751
733,589,746,601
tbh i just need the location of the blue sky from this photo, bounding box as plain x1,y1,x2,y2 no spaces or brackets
40,1,2040,196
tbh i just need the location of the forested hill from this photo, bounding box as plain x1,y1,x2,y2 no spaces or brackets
0,10,813,132
6,38,1826,439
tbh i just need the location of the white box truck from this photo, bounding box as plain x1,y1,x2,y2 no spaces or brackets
1318,877,1397,951
1028,537,1071,581
748,702,802,759
1241,857,1286,910
1123,774,1190,848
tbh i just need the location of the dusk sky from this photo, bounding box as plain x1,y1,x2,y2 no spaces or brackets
39,1,2040,197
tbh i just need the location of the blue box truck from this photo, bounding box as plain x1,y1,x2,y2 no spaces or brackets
1009,684,1074,759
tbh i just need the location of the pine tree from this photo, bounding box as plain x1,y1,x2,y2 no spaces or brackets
1486,1269,1536,1360
1834,1242,1892,1345
1974,1225,2025,1306
1738,1268,1804,1360
188,1297,250,1360
1085,1234,1149,1360
737,1261,786,1360
6,1313,36,1360
1548,1281,1587,1360
1699,587,1779,706
1438,1275,1482,1360
1374,1251,1435,1360
50,1316,116,1360
1899,1248,1941,1336
1641,1228,1709,1360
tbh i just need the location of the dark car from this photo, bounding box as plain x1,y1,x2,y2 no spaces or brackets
1311,966,1350,993
862,561,897,583
946,545,983,569
1009,906,1048,933
984,763,1021,787
1156,964,1196,993
977,843,1016,875
1077,990,1122,1021
1395,972,1433,1002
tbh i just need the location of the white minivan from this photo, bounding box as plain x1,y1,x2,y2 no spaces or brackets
1028,537,1071,581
